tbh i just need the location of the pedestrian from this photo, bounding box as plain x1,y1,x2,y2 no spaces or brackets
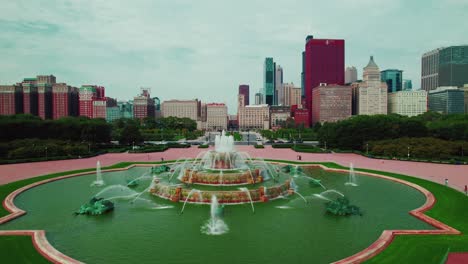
464,185,467,196
161,157,164,162
445,178,448,186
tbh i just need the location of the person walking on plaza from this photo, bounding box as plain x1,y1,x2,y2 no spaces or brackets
464,185,467,195
445,178,448,186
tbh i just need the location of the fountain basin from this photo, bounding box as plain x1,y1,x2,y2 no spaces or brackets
150,181,290,204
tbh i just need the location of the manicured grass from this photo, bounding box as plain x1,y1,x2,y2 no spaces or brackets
0,160,466,263
0,236,50,264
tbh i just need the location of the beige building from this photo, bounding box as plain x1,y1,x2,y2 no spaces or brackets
388,90,427,117
161,99,199,121
238,104,270,130
356,56,387,115
205,103,228,131
279,83,302,107
270,106,291,128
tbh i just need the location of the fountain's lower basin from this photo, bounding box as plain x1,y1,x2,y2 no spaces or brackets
150,181,291,204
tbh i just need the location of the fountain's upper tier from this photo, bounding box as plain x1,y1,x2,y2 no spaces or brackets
214,130,235,153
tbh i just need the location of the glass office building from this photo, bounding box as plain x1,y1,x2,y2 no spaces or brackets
428,87,464,114
381,69,403,93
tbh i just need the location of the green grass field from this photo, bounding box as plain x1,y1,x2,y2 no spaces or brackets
0,160,466,263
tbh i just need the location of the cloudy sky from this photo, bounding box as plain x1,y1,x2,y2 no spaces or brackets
1,0,467,113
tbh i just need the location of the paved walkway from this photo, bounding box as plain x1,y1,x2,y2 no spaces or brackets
0,146,467,193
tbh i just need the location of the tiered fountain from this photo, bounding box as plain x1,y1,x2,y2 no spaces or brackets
150,131,293,204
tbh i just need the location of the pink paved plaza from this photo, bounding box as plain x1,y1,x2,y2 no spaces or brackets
0,146,467,193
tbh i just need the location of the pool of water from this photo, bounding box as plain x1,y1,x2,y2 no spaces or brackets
0,166,433,264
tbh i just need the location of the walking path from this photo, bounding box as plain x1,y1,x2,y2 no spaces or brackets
0,146,467,193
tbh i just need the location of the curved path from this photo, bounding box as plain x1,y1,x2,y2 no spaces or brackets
1,146,467,193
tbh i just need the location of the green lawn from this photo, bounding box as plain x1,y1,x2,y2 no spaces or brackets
0,160,466,263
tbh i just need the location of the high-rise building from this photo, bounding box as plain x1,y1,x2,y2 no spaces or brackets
388,90,427,117
254,92,263,105
311,84,351,124
133,89,155,120
52,83,79,119
279,83,301,107
403,79,413,90
421,48,441,92
304,36,345,122
355,56,388,115
381,69,403,93
79,85,106,118
206,103,228,131
263,58,276,105
37,83,53,119
21,79,38,115
422,46,468,92
0,85,23,115
275,65,283,105
461,85,468,114
428,87,464,114
238,85,250,106
161,99,200,121
238,104,270,130
345,66,358,84
301,35,314,98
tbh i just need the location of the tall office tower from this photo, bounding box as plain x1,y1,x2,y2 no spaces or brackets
301,35,314,98
133,89,155,120
304,36,345,123
21,78,38,115
263,57,276,105
275,65,283,105
356,56,388,115
345,66,358,84
279,83,302,107
311,84,351,125
422,46,468,92
0,85,23,115
238,84,250,106
79,85,106,118
254,92,263,105
403,80,413,90
52,83,79,119
381,69,403,93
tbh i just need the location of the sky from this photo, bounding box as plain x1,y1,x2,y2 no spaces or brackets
1,0,467,114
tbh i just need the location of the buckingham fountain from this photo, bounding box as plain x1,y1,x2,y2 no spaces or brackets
149,131,293,205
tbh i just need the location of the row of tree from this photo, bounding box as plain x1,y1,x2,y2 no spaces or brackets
317,112,468,151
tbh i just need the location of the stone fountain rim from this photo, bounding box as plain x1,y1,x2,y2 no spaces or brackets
0,161,461,264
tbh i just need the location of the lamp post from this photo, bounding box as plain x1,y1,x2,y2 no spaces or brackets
88,143,91,154
133,141,135,150
366,143,369,156
45,147,48,160
324,141,327,151
407,146,410,159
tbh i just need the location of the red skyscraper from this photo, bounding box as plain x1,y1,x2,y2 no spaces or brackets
238,85,250,106
304,37,345,124
133,89,155,120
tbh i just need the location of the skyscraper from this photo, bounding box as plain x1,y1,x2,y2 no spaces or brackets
356,56,387,115
254,92,263,105
311,84,351,125
345,66,358,84
52,83,79,119
238,85,250,106
0,85,23,115
422,46,468,92
275,65,283,105
403,79,413,90
381,69,403,93
304,36,345,123
133,89,155,120
263,57,275,105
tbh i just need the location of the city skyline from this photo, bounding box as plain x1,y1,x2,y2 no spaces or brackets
1,0,467,114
